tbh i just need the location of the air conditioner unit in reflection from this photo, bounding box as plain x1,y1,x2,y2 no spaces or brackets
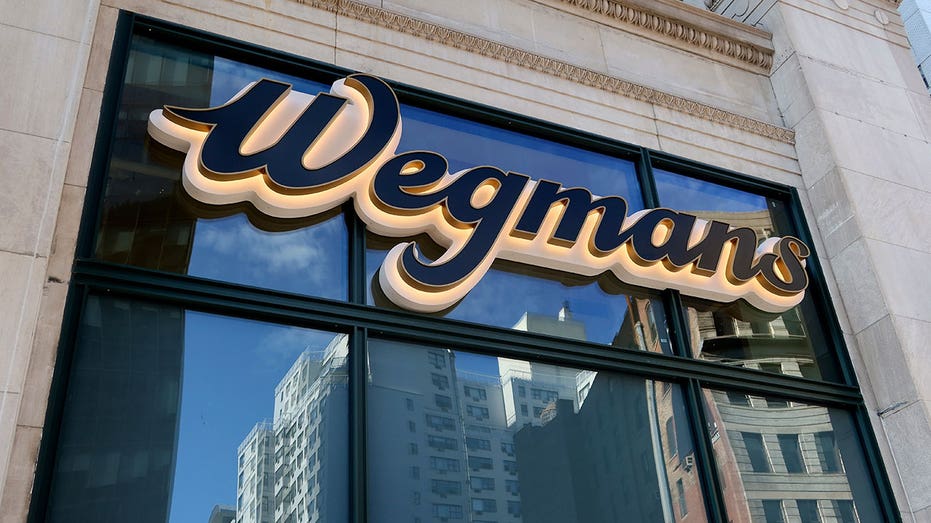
684,455,695,471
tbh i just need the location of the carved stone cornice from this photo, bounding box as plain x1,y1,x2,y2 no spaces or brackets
295,0,795,144
554,0,775,71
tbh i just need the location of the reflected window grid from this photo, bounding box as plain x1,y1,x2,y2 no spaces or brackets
367,339,707,523
706,389,877,523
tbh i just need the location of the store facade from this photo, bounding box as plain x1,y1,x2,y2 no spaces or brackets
2,1,930,522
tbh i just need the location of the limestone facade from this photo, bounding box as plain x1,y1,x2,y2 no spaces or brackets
1,0,929,520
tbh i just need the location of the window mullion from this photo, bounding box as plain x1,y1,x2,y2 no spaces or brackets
346,204,367,306
664,280,730,522
662,290,692,359
684,378,729,523
853,404,902,522
349,325,368,523
636,148,660,209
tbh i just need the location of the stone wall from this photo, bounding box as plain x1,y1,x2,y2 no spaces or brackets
0,1,100,520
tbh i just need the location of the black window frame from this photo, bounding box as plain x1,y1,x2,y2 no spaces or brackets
28,11,900,523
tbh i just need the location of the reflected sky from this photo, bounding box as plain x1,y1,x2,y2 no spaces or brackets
181,59,348,299
188,212,347,299
168,311,340,522
366,250,657,347
654,169,767,214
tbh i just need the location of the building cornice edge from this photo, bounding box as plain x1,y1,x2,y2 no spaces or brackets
295,0,795,144
553,0,775,72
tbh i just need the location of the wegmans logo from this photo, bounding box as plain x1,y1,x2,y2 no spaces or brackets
147,74,809,313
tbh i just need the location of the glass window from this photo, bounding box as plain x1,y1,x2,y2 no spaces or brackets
468,456,494,470
428,435,458,451
431,373,450,390
426,414,456,431
655,169,842,382
46,295,348,523
431,479,461,496
429,457,460,472
666,418,678,459
366,338,708,523
832,499,859,523
471,498,496,513
762,500,785,523
704,389,882,522
778,434,805,473
797,499,821,523
464,385,487,400
815,431,842,473
676,479,688,517
94,39,348,299
466,437,491,451
506,479,519,495
472,477,495,491
435,394,453,411
742,432,772,473
467,405,490,420
365,105,661,350
432,503,463,519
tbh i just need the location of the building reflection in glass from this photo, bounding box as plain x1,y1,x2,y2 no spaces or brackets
203,298,882,523
229,335,349,523
208,303,705,523
686,280,884,522
703,388,881,523
366,306,706,523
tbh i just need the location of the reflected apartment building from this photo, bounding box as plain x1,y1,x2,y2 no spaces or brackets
231,335,349,523
225,305,698,523
362,312,589,523
620,208,864,523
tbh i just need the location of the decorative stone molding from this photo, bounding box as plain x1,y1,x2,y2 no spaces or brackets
555,0,774,71
295,0,796,144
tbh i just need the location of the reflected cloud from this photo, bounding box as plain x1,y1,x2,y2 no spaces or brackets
254,327,339,369
189,213,346,299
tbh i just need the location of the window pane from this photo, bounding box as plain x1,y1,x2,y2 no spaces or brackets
797,499,821,523
46,295,348,523
94,36,348,300
655,169,842,382
366,106,653,348
367,339,708,522
703,389,881,523
762,500,785,522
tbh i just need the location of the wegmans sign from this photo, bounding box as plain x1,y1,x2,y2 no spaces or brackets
148,74,809,313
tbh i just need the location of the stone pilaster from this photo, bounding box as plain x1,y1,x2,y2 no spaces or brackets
757,0,931,518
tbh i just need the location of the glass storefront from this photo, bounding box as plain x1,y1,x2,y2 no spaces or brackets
34,13,896,523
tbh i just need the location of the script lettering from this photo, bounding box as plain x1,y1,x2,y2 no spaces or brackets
148,74,810,313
